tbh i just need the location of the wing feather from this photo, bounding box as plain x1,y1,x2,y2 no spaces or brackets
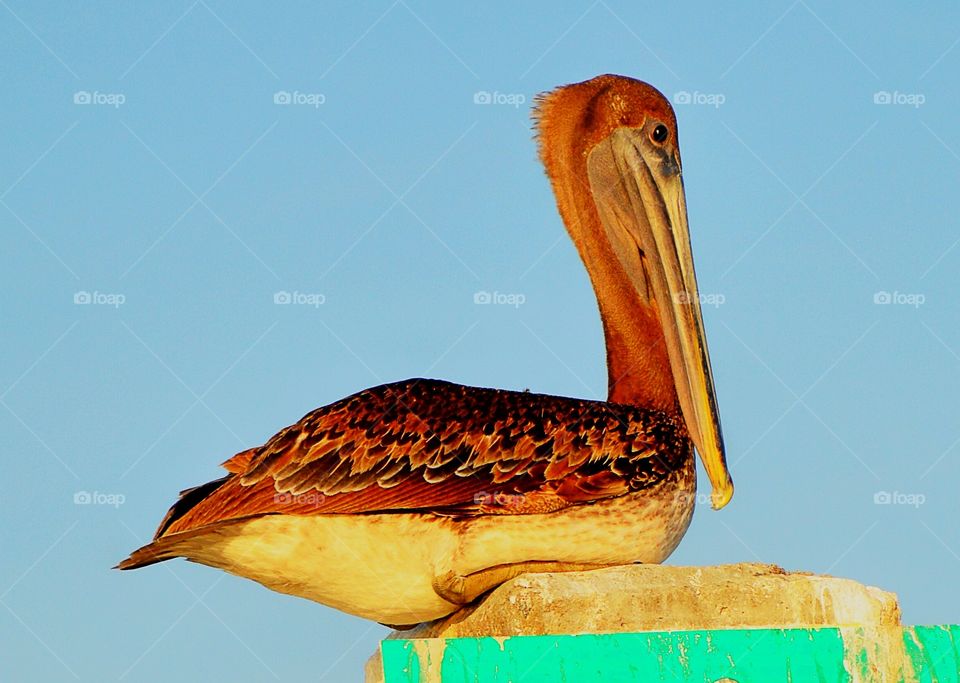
155,378,688,538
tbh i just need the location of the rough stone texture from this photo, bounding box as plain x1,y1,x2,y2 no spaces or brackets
365,563,902,682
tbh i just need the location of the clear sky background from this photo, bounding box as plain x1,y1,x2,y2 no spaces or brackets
2,2,958,681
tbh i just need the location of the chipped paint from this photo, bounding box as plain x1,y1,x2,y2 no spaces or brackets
412,638,447,682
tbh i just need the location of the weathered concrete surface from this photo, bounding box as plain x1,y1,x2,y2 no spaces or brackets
365,563,903,682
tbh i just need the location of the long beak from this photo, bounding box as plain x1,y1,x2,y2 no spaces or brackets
587,128,733,509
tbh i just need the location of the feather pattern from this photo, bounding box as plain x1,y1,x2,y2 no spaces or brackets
155,378,689,538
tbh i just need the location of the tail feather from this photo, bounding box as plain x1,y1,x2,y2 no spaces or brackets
153,476,229,539
116,536,187,570
115,518,250,570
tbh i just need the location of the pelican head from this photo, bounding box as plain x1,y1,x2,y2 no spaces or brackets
535,74,733,509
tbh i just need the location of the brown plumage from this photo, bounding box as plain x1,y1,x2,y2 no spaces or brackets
121,378,688,569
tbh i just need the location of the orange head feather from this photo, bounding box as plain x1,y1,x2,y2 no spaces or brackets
534,74,679,186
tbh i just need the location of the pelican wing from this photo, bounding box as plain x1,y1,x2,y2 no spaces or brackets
142,379,687,541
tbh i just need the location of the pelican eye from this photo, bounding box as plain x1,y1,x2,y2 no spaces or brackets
651,124,669,144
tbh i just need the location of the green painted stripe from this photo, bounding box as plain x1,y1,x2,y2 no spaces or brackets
903,625,960,683
380,625,960,682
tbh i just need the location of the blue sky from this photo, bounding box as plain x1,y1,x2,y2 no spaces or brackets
2,2,959,680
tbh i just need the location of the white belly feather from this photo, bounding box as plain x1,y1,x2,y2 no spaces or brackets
177,461,695,624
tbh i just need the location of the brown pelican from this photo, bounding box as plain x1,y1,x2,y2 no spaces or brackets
119,74,733,627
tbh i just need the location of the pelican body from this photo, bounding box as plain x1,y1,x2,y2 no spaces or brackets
119,75,733,627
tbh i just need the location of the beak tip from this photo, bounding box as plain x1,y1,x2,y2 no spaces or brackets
710,480,734,510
